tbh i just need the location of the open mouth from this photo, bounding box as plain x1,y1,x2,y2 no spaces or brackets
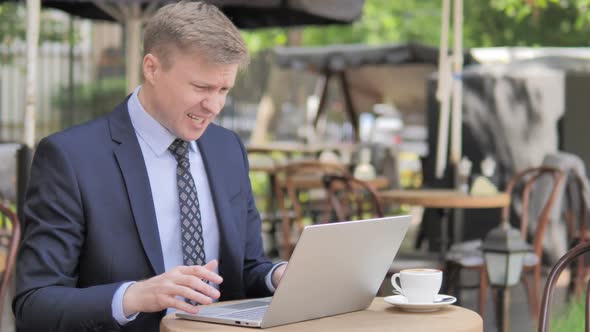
187,113,206,124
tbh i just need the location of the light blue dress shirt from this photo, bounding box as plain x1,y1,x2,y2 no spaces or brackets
111,86,283,325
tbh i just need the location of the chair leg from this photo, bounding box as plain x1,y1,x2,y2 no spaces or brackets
574,256,586,297
444,261,465,306
443,261,457,295
274,184,293,259
478,267,487,319
522,271,539,321
532,266,542,321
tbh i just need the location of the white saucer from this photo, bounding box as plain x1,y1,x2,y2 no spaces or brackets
384,294,457,312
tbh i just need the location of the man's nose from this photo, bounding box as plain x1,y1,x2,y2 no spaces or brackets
201,94,224,115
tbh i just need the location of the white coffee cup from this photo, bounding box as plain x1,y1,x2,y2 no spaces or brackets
391,268,442,303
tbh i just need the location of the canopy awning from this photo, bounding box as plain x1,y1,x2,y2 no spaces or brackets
33,0,365,28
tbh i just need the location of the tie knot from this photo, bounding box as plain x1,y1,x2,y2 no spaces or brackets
168,139,190,162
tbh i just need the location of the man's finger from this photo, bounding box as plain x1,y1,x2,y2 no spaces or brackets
168,296,201,314
203,259,218,271
175,274,220,299
179,265,223,284
172,284,216,306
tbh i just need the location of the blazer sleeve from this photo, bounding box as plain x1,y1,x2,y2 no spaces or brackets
13,137,122,331
232,132,274,298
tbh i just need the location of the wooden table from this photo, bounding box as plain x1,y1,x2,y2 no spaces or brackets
160,297,483,332
247,142,356,156
379,189,510,209
379,189,510,259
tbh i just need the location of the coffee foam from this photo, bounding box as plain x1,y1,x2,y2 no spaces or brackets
403,268,441,274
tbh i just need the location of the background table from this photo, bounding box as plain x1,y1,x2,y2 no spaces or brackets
160,297,483,332
247,142,356,157
378,189,510,209
378,189,510,259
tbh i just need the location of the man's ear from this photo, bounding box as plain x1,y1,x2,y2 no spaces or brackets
143,53,159,85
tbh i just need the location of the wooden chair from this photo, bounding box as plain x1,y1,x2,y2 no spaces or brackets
446,166,565,319
320,173,384,222
562,172,590,299
538,241,590,332
0,203,20,327
273,160,348,258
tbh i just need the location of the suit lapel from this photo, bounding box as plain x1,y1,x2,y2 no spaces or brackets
108,103,165,275
197,130,241,284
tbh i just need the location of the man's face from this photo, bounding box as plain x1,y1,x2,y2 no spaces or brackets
143,48,239,141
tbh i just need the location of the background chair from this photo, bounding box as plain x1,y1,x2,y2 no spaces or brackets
0,203,19,327
445,166,565,319
320,173,384,222
273,160,348,258
562,171,590,299
538,241,590,332
563,172,590,298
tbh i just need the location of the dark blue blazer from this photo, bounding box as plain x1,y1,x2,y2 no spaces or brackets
13,101,273,331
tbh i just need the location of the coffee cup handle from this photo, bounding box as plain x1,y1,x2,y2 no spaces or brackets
391,273,403,294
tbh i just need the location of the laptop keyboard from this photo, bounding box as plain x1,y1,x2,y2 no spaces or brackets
218,306,268,321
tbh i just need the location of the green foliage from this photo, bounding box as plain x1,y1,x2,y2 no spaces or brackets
249,171,270,210
241,0,445,53
52,77,127,126
242,0,590,54
0,4,25,44
470,0,590,46
0,3,76,46
550,295,585,331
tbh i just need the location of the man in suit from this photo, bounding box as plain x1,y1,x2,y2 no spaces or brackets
13,2,286,331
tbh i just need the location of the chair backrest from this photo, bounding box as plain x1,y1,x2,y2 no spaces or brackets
538,241,590,332
321,174,384,222
274,160,348,225
272,160,348,258
564,171,589,246
562,171,590,298
0,202,20,326
501,166,565,260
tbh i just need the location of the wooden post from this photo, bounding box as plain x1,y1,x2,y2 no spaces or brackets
24,0,40,149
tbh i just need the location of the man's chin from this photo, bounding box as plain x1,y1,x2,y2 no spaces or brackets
183,130,206,142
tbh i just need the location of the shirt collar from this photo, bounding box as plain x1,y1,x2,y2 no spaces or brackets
127,86,197,156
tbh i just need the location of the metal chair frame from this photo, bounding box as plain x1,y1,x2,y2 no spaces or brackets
538,241,590,332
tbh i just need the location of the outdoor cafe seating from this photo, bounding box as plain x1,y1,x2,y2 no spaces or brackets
321,173,384,222
0,202,20,328
247,142,392,259
445,167,565,319
271,160,349,258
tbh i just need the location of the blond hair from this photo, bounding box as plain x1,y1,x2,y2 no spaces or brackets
143,1,249,69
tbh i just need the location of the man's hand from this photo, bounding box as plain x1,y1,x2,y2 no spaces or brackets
122,260,222,316
271,263,287,288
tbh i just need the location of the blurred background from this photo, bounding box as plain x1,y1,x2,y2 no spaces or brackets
3,1,590,331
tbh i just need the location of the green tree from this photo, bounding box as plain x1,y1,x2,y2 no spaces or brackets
466,0,590,46
0,3,73,46
241,0,445,53
241,0,590,54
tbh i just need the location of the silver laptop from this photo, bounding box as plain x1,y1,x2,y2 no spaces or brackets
177,215,411,328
